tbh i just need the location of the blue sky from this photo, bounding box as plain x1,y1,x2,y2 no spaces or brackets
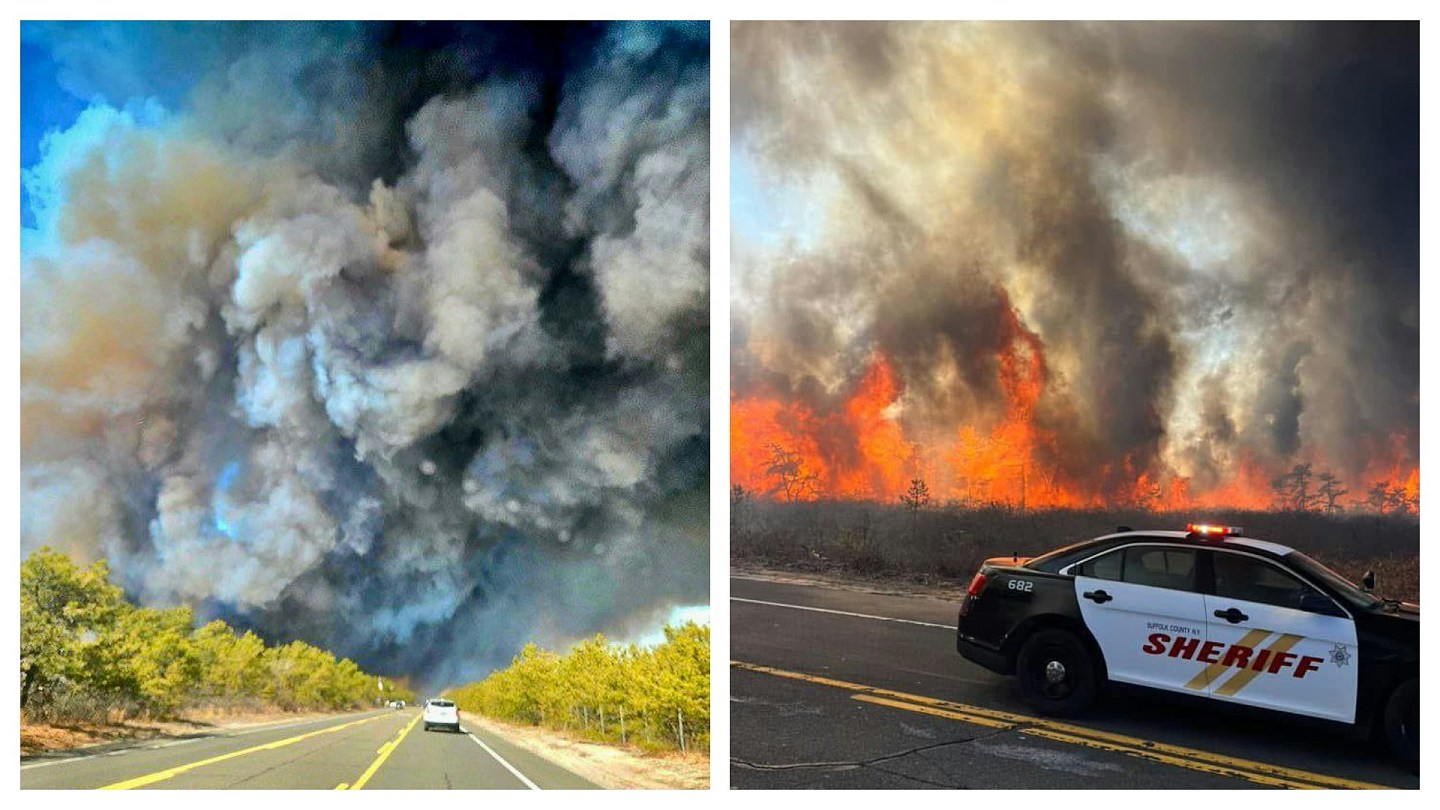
730,147,777,246
19,38,88,228
730,143,833,258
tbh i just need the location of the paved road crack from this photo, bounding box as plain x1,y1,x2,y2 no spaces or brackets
865,764,970,789
730,725,1012,780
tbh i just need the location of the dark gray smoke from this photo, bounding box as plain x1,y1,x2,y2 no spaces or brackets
21,21,709,687
731,21,1416,501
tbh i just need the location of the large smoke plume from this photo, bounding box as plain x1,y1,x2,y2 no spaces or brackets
21,21,709,686
730,22,1417,510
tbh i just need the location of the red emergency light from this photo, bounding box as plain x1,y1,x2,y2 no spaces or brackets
1185,523,1244,539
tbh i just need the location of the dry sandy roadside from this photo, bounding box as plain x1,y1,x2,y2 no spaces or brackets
460,710,709,790
20,709,339,755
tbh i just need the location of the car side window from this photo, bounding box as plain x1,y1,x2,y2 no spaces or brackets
1121,546,1198,592
1074,549,1123,581
1212,552,1322,611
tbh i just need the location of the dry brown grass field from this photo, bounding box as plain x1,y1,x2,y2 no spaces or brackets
731,501,1419,603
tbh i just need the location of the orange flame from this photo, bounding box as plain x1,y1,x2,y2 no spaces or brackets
836,358,913,499
731,308,1418,514
730,393,830,501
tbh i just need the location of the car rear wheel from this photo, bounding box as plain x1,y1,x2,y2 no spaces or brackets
1016,628,1099,716
1381,677,1418,771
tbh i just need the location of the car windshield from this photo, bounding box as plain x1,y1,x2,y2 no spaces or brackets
431,700,454,708
1285,551,1382,609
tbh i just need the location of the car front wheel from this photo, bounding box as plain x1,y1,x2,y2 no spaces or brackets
1381,677,1418,771
1016,628,1100,716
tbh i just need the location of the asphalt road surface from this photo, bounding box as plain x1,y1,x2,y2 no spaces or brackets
731,574,1419,790
21,708,598,789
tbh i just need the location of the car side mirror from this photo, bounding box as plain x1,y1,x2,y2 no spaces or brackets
1362,571,1376,593
1298,593,1346,617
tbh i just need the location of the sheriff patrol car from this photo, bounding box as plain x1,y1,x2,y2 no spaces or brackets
955,525,1419,766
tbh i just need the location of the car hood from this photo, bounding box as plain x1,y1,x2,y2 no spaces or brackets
1390,601,1420,619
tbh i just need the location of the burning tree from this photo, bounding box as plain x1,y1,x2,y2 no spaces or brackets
1271,463,1321,512
764,444,822,502
1366,480,1418,515
899,478,931,512
1316,471,1348,514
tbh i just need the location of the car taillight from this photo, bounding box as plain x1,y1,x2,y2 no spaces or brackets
959,570,989,618
967,571,989,597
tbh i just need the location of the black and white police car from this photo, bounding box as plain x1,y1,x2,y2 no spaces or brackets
955,524,1419,766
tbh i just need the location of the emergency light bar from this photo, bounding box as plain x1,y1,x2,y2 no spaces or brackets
1185,523,1244,539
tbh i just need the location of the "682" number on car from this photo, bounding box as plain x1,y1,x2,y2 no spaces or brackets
1007,579,1034,593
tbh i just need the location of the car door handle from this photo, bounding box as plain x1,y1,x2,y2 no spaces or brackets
1214,607,1249,624
1082,590,1113,604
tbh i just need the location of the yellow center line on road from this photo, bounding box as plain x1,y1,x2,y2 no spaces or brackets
97,712,390,790
732,660,1391,790
852,694,1014,729
853,695,1314,790
345,712,422,790
853,687,1384,789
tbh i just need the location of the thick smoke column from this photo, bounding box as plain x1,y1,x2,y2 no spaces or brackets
730,22,1417,510
21,21,709,686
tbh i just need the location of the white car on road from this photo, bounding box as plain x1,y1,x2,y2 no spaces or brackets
423,699,461,732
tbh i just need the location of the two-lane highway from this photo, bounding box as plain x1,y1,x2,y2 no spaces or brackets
731,574,1418,789
22,708,597,789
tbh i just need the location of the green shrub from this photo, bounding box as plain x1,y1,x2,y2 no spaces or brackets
21,547,395,722
449,622,710,753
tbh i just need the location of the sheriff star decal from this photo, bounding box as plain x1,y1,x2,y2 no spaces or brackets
1329,642,1352,668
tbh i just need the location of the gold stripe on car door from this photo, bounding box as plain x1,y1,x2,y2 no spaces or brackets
1213,633,1306,697
1183,628,1272,691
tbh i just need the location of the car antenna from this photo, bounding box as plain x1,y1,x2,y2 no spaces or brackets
1116,525,1133,533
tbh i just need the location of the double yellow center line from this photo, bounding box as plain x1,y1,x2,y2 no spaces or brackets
731,660,1390,790
99,712,391,790
337,712,423,790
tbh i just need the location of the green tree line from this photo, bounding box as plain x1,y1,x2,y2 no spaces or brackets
448,622,709,753
21,547,400,723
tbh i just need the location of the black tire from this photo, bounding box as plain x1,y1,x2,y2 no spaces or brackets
1015,628,1100,716
1381,677,1419,771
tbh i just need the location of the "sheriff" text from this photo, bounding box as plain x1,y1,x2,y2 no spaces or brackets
1142,633,1322,678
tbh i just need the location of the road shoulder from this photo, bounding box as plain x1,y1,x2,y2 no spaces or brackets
459,711,708,789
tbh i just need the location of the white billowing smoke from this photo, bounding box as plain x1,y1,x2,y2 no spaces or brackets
552,35,710,361
21,22,709,685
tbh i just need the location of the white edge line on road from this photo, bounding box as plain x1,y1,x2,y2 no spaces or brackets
20,710,384,771
730,596,953,629
463,728,541,790
20,751,107,771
